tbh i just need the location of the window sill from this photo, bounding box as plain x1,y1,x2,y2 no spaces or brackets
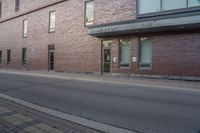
48,30,56,34
22,62,27,65
23,36,28,38
119,66,131,70
85,21,94,27
139,67,152,71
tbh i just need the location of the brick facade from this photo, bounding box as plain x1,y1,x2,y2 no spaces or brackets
0,0,200,77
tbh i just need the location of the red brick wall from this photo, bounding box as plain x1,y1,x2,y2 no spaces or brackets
0,0,62,21
0,0,102,73
0,0,200,77
94,0,136,24
150,33,200,77
106,32,200,77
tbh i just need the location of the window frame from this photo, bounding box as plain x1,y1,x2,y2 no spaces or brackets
7,49,11,65
49,11,56,33
118,39,132,69
22,48,27,64
0,2,2,18
188,0,200,7
15,0,20,12
84,0,94,26
22,19,28,38
139,37,153,70
0,51,2,64
137,0,200,18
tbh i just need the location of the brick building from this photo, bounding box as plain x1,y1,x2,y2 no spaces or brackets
0,0,200,78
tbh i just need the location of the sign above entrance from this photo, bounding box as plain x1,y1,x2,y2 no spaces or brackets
88,15,200,37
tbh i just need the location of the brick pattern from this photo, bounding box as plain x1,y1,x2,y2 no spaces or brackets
0,0,200,77
94,0,136,25
0,98,103,133
107,32,200,77
0,0,62,21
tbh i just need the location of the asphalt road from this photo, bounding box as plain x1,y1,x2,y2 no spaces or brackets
0,73,200,133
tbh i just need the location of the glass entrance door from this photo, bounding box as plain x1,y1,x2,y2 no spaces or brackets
102,40,112,73
103,48,111,73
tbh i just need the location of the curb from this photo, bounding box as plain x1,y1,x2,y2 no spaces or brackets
0,93,138,133
0,70,200,93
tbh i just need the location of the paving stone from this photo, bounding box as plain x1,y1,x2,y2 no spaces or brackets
11,120,24,126
0,107,11,114
31,129,47,133
35,123,54,132
0,98,103,133
2,116,17,122
12,113,33,122
24,126,38,132
49,128,63,133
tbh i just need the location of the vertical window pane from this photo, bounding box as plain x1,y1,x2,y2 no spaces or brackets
49,11,56,32
22,48,27,63
119,39,131,67
85,0,94,25
23,20,28,37
140,38,152,67
7,49,11,64
139,0,161,14
188,0,200,7
0,51,2,64
162,0,187,11
15,0,20,12
0,2,2,18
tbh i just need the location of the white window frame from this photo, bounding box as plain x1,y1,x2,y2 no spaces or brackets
23,19,28,38
49,11,56,33
85,0,94,26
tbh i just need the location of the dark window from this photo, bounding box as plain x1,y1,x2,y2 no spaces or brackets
119,39,131,68
0,51,2,64
22,48,27,64
23,19,28,38
138,0,200,15
15,0,20,12
49,11,56,33
7,49,11,64
139,38,152,69
85,0,94,26
0,2,2,18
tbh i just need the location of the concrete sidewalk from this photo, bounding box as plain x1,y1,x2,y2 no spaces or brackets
0,97,102,133
0,69,199,91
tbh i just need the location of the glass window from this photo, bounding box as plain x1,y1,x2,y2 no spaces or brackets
0,2,2,18
119,39,131,67
162,0,187,11
139,0,161,14
0,51,2,64
7,49,11,64
22,48,27,64
15,0,20,12
85,0,94,25
23,20,28,38
188,0,200,7
49,11,56,33
140,38,152,68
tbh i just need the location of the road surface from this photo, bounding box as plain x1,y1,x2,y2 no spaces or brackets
0,73,200,133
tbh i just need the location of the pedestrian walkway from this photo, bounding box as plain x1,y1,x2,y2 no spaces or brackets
0,98,103,133
0,69,199,91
